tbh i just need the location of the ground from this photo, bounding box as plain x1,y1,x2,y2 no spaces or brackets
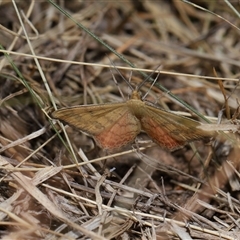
0,1,240,239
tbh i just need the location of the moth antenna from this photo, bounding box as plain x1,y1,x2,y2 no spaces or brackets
136,65,161,92
142,70,160,100
127,70,133,99
108,57,134,100
109,65,126,100
138,65,162,100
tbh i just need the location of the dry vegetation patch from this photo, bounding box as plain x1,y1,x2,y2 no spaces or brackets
0,1,240,239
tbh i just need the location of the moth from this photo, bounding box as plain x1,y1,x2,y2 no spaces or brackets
52,75,214,150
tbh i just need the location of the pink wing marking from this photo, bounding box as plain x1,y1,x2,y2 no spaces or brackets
141,117,184,150
94,112,141,149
